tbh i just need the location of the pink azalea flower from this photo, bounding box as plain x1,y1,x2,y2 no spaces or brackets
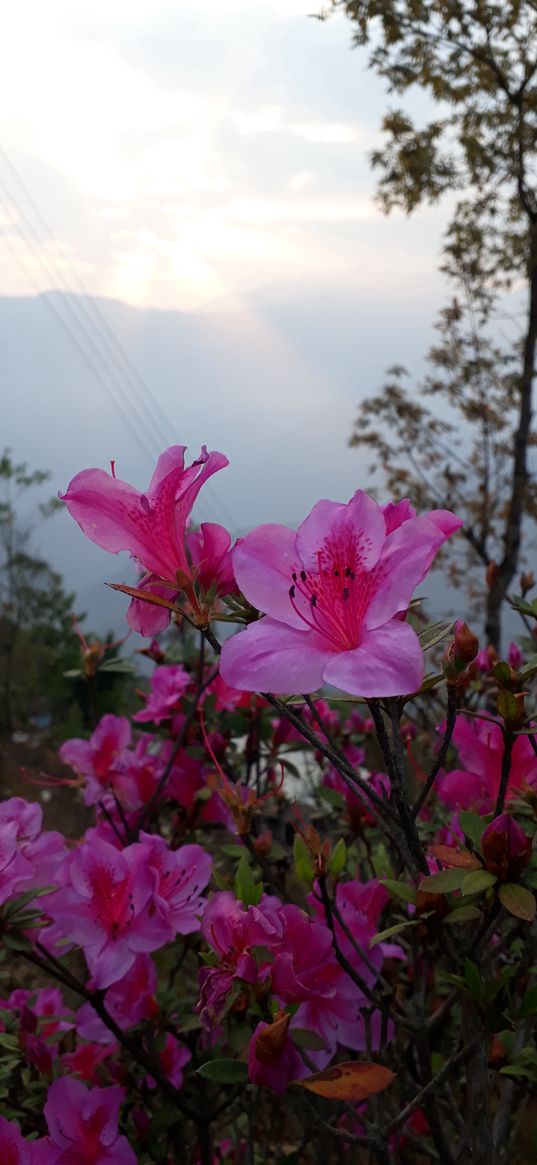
62,1042,117,1085
248,1014,306,1095
0,800,66,893
77,955,159,1044
220,492,461,697
43,1077,136,1164
59,715,131,806
46,838,168,988
133,665,190,724
197,892,282,1028
0,1116,34,1165
61,445,229,635
137,832,212,940
507,641,524,669
147,1033,191,1089
111,739,161,812
437,715,537,810
165,749,233,829
186,522,238,597
0,822,35,907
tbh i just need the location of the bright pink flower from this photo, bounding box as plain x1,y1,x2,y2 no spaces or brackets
248,1014,306,1095
186,522,238,597
0,800,66,893
165,748,233,828
267,904,375,1058
137,832,212,940
9,987,74,1039
61,445,229,635
62,1042,116,1085
507,641,524,670
0,822,35,906
46,838,168,988
0,1116,33,1165
133,665,190,724
220,492,461,697
77,955,159,1044
437,715,537,810
197,892,282,1028
43,1077,136,1164
59,716,131,806
147,1033,191,1089
111,739,161,812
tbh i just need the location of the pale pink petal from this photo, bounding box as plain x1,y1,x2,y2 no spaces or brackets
220,618,329,694
232,525,305,628
364,516,451,629
427,510,464,538
296,491,385,573
323,620,423,697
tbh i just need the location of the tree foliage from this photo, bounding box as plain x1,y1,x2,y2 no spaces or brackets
331,0,537,646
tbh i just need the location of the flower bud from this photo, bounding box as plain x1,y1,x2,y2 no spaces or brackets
442,622,479,681
520,571,534,596
481,813,532,882
486,561,499,589
254,1011,290,1064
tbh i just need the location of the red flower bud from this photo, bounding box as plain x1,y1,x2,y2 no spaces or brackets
481,814,532,881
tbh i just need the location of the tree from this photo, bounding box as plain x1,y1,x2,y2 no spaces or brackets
330,0,537,648
0,450,79,732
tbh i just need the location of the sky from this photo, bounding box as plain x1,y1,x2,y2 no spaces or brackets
1,0,462,634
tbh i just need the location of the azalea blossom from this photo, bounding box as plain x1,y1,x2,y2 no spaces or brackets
220,491,461,697
186,522,238,597
437,714,537,810
43,1077,136,1164
59,715,131,806
132,664,190,724
248,1013,306,1095
46,838,168,988
61,445,228,635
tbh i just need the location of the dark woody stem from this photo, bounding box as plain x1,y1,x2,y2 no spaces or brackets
412,684,458,818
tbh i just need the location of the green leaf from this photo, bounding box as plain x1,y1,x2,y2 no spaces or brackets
369,919,421,948
519,653,537,681
461,870,497,896
318,786,345,811
498,883,536,922
381,879,417,905
196,1059,249,1084
328,838,346,878
290,1028,327,1051
0,1033,20,1051
419,868,466,893
459,810,486,850
444,905,482,924
234,856,262,907
293,834,313,888
517,985,537,1019
464,958,482,1002
418,619,455,652
221,845,247,859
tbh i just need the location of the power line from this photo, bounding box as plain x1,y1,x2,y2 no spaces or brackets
0,147,239,529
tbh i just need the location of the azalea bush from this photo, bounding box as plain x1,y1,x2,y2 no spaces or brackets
0,445,537,1164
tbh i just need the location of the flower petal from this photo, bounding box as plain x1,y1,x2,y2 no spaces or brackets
296,491,385,573
323,620,424,697
232,525,305,628
220,618,330,694
365,515,457,629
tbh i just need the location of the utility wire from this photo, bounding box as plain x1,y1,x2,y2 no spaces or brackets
0,147,238,529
